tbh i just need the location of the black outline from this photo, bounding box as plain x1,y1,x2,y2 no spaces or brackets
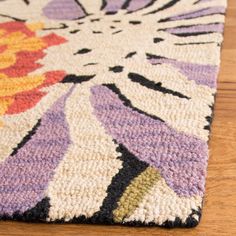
158,22,223,31
100,0,107,10
0,198,50,222
22,0,29,5
145,0,181,15
171,31,215,37
74,0,88,16
158,7,225,22
56,206,201,228
153,37,164,43
112,30,122,35
109,66,124,73
121,0,132,9
83,63,98,67
106,11,117,15
127,0,157,14
128,72,190,100
70,29,80,34
43,23,68,30
157,23,223,36
93,30,103,34
61,74,95,83
103,84,164,122
204,104,214,131
10,119,41,156
0,197,201,228
146,53,167,60
0,13,26,22
90,18,100,22
92,143,149,223
129,20,141,25
194,0,203,4
125,51,137,58
174,41,216,46
74,48,92,55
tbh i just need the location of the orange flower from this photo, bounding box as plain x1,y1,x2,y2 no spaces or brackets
0,21,66,120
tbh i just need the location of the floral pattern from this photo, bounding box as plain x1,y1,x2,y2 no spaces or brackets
0,21,66,119
0,0,226,228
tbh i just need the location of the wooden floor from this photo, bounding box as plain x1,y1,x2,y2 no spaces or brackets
1,1,236,235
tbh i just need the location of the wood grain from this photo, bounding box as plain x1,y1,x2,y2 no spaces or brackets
0,1,235,235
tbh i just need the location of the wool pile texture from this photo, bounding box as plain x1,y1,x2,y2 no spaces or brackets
0,0,227,228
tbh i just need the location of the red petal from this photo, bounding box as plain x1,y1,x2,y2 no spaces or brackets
42,33,67,47
41,70,66,87
6,89,46,115
0,51,45,77
0,21,34,37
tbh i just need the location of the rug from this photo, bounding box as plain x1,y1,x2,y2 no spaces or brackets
0,0,227,228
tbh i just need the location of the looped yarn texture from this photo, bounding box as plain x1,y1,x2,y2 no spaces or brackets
0,0,226,228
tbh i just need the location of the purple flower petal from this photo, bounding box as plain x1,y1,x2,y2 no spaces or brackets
90,84,208,197
0,87,74,215
43,0,86,20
